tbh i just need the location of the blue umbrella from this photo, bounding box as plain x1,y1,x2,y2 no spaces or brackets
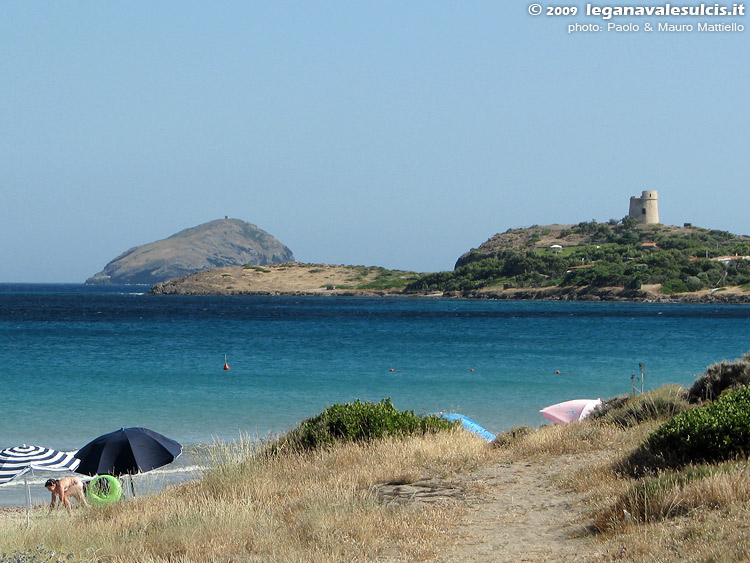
74,427,182,477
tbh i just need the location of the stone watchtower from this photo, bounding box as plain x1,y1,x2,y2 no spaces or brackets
628,190,659,224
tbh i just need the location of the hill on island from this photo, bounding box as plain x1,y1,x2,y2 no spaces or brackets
404,220,750,299
86,218,294,285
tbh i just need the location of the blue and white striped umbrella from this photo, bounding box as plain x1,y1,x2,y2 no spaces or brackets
0,444,80,484
0,444,81,526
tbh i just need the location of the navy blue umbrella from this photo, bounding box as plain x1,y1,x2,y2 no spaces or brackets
74,427,181,477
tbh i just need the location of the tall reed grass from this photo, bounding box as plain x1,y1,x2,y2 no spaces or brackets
593,462,750,532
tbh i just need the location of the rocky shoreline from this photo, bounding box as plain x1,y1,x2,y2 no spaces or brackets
460,285,750,304
151,286,750,304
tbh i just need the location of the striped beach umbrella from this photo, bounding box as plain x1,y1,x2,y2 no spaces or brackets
0,444,80,483
0,444,80,526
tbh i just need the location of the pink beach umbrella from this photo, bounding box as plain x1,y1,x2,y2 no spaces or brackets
540,398,602,425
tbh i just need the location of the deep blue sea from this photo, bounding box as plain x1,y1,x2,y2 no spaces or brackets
1,283,749,505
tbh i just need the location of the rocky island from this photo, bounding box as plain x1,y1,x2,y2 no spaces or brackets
86,218,294,285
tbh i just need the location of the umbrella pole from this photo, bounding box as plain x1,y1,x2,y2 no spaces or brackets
129,475,136,497
24,472,31,529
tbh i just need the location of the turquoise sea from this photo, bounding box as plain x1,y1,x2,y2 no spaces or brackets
1,283,749,506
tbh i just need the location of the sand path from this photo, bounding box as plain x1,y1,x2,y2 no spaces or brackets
433,453,602,562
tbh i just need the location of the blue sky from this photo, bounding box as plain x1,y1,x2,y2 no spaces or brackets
1,2,747,282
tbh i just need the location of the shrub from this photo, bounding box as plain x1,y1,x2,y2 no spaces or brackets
625,277,642,290
688,352,750,402
590,386,690,428
243,265,271,273
660,279,689,294
272,398,456,453
619,385,750,475
684,275,704,291
491,425,535,447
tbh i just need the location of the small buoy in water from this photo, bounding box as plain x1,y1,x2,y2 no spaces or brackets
470,369,475,372
555,370,561,374
223,354,230,371
389,368,395,372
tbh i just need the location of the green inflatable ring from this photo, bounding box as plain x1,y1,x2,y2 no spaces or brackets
86,475,123,506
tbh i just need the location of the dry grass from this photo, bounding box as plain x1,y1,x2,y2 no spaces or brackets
599,504,750,562
3,391,750,562
593,462,750,533
567,429,750,562
0,429,487,562
592,384,690,428
491,411,750,562
492,418,631,459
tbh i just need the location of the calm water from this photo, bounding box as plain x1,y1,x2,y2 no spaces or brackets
1,284,749,505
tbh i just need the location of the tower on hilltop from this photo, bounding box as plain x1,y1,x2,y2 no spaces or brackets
628,190,659,224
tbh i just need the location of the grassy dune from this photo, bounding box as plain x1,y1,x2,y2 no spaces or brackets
0,430,486,562
2,359,750,562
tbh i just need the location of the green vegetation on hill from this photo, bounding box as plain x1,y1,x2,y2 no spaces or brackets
406,220,750,294
335,266,421,291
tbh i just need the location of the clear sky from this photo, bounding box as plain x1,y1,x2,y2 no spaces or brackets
1,2,747,282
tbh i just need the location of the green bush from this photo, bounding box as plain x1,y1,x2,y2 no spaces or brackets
684,275,704,292
688,352,750,402
660,279,689,294
621,385,750,475
272,398,456,453
243,265,270,273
